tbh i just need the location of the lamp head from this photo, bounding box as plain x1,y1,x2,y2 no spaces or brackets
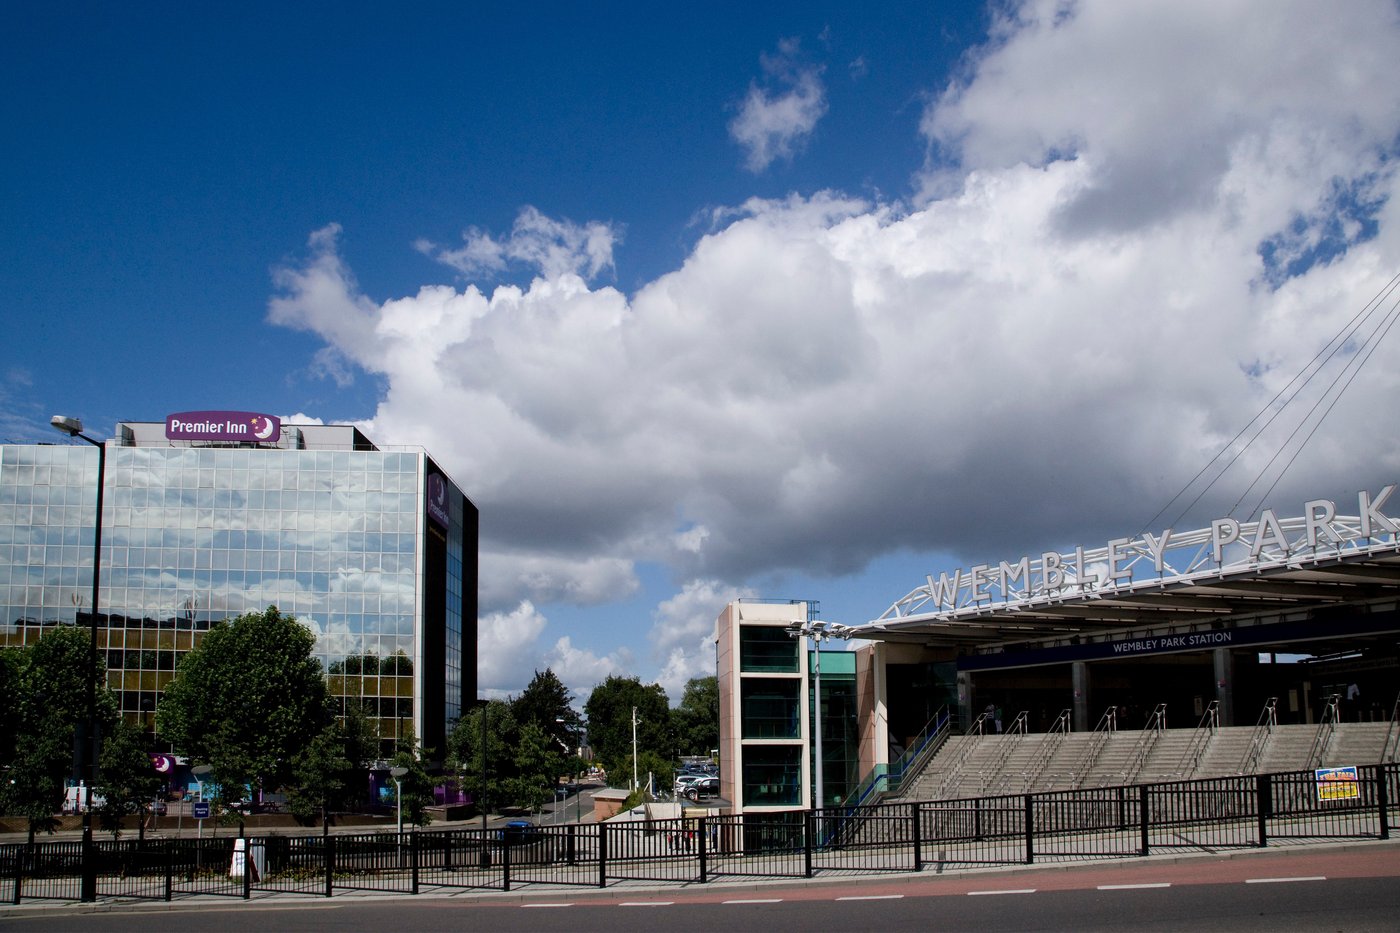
50,415,84,437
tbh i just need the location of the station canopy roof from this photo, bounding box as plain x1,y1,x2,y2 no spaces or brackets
837,506,1400,656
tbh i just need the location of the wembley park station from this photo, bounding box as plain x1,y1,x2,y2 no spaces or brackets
716,485,1400,813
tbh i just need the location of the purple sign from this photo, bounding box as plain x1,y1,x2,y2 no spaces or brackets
165,411,281,443
427,473,450,528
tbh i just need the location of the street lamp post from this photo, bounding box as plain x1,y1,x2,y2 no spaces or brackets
555,716,581,824
786,619,853,811
390,766,408,868
50,415,104,903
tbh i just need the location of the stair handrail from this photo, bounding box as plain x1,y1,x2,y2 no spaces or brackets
1382,693,1400,763
929,711,991,800
838,707,951,808
884,706,953,798
943,710,1029,799
1016,709,1071,792
1306,694,1341,769
1172,700,1219,779
1116,702,1167,785
1237,697,1277,774
1066,706,1117,789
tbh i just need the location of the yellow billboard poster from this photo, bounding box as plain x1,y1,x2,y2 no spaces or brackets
1315,765,1360,802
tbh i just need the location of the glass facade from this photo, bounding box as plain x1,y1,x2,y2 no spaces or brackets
0,424,477,757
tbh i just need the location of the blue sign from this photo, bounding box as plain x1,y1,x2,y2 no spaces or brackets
193,801,211,820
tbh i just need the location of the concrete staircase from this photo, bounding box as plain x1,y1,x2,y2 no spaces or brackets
890,720,1398,802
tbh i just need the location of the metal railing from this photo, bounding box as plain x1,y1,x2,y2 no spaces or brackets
1172,700,1220,781
843,706,953,807
1238,698,1278,775
1306,695,1341,769
1065,707,1117,789
5,762,1396,903
1116,703,1168,786
1381,693,1400,764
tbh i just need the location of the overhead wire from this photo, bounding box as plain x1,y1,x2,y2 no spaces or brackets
1133,269,1400,536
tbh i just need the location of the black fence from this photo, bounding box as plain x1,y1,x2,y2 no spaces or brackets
6,762,1395,903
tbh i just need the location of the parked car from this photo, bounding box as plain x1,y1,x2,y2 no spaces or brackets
684,777,720,800
150,799,168,816
499,819,539,845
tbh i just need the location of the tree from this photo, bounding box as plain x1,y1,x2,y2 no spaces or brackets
390,724,433,826
287,722,352,830
156,606,329,803
95,720,161,839
505,722,566,814
583,676,673,788
511,668,578,751
0,626,118,841
672,676,720,757
446,700,518,813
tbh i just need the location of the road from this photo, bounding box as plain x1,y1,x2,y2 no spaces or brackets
3,844,1397,932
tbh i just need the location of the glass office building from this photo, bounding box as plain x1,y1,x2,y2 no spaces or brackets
0,418,477,757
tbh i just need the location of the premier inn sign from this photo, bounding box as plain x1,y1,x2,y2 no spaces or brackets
165,410,281,443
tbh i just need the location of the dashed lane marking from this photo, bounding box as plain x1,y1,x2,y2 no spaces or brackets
1097,883,1171,890
1244,876,1327,884
619,901,676,906
968,888,1037,896
836,894,905,901
522,903,575,907
723,898,784,904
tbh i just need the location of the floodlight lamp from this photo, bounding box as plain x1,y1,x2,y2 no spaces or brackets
51,415,84,436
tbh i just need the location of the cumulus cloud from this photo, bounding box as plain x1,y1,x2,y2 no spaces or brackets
269,0,1400,693
651,579,753,700
730,38,828,172
417,206,620,281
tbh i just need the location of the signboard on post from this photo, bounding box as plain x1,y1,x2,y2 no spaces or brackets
192,801,211,820
1315,765,1360,802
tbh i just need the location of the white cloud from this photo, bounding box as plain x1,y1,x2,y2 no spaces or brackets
650,579,752,700
730,38,828,173
417,206,620,281
269,0,1400,694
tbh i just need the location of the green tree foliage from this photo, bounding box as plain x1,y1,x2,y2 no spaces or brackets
287,722,352,829
671,676,719,757
446,700,518,812
0,626,118,840
583,675,673,787
511,668,578,749
95,720,161,839
155,606,329,801
505,721,566,814
390,723,433,826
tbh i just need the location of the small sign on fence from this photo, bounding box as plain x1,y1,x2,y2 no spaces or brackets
1314,765,1360,802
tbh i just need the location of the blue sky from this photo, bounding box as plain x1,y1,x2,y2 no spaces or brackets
5,1,1400,702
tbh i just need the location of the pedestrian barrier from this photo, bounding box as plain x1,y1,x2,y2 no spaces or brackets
5,761,1396,903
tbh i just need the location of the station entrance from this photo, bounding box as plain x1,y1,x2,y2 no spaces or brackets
852,489,1400,763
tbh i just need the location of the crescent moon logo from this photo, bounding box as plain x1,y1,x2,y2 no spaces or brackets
151,755,173,774
251,417,277,441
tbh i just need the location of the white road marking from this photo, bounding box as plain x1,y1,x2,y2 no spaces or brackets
723,898,785,904
837,894,905,901
1097,883,1171,890
968,888,1037,895
619,901,676,906
1244,876,1327,884
523,903,575,908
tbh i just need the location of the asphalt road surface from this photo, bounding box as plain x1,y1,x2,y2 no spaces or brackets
4,845,1397,932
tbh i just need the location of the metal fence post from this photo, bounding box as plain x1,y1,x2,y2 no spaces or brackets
502,830,511,893
411,829,419,895
803,811,813,879
911,802,922,872
698,816,708,883
1138,784,1150,856
1024,795,1034,865
598,821,607,888
1377,765,1390,841
325,834,335,898
12,843,25,905
165,839,173,901
241,829,251,900
1256,774,1271,847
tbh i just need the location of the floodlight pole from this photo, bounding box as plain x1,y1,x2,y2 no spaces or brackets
50,416,104,903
